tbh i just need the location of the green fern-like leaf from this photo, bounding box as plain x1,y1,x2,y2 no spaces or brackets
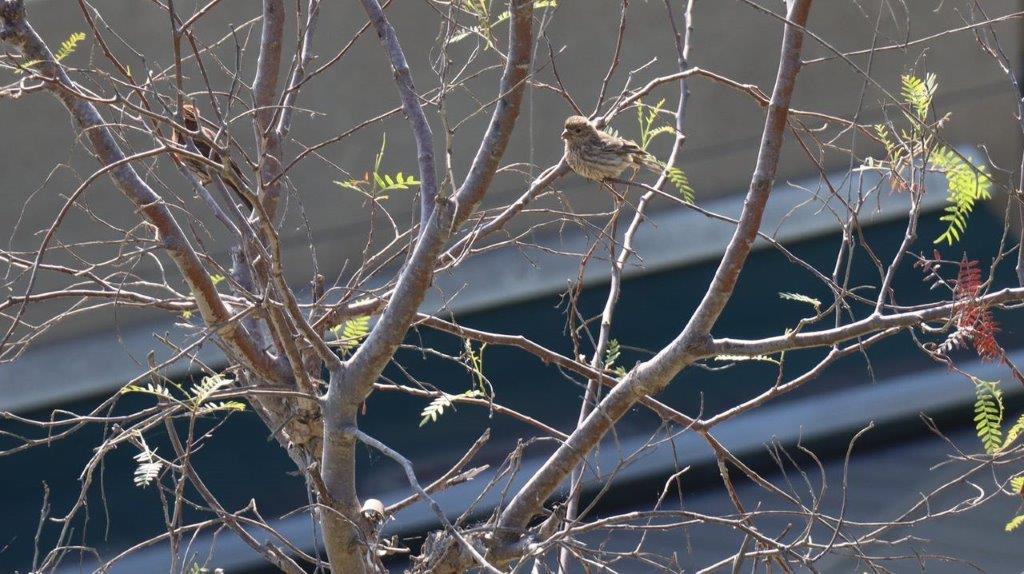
779,292,822,312
875,75,993,244
604,339,621,370
14,32,86,75
133,447,163,488
189,373,233,411
492,0,557,26
869,124,908,170
901,73,937,122
331,315,370,354
197,400,246,415
602,339,627,376
451,1,557,44
121,382,174,400
634,98,693,202
636,99,667,150
463,0,489,17
419,389,485,427
186,563,215,574
387,172,421,191
463,339,488,392
449,27,478,44
932,147,991,245
1006,514,1024,532
894,75,990,244
973,378,1004,454
367,171,420,193
1001,414,1024,451
334,179,365,193
874,124,896,156
1009,475,1024,495
56,32,87,60
665,166,694,203
343,315,370,349
644,159,694,202
645,125,677,144
335,134,420,199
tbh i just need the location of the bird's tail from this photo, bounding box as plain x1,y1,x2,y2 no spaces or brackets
635,154,695,202
636,152,665,174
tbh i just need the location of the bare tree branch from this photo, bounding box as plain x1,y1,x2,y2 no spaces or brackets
316,2,535,570
484,3,814,567
0,0,286,384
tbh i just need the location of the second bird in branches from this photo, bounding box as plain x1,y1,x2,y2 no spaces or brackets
171,103,254,212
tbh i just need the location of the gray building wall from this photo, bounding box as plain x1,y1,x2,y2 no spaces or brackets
2,0,1020,350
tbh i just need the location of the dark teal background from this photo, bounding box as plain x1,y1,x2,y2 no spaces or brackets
3,207,1021,572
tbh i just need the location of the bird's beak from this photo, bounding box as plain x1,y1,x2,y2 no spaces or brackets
560,129,569,140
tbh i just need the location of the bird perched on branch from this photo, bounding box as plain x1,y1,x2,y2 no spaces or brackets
561,115,662,182
171,103,254,212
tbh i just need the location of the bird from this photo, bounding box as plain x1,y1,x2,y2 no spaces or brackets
170,103,254,212
561,115,662,182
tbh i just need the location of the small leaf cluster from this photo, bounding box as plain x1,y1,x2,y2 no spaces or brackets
419,389,485,427
900,73,937,121
1002,415,1024,452
12,32,86,75
122,382,173,400
335,134,420,200
936,257,1003,361
122,375,243,489
132,438,163,488
189,373,245,414
865,74,992,245
932,146,991,245
636,99,674,151
464,339,489,393
450,0,557,45
1009,475,1024,495
336,172,420,196
122,373,244,415
1004,469,1024,532
973,378,1003,455
419,339,491,426
664,165,695,203
779,291,822,313
330,315,370,355
604,339,626,377
635,99,694,202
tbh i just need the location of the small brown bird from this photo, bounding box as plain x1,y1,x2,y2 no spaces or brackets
561,115,661,181
171,104,254,211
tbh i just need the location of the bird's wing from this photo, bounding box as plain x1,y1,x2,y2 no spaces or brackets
602,135,663,172
600,136,645,155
